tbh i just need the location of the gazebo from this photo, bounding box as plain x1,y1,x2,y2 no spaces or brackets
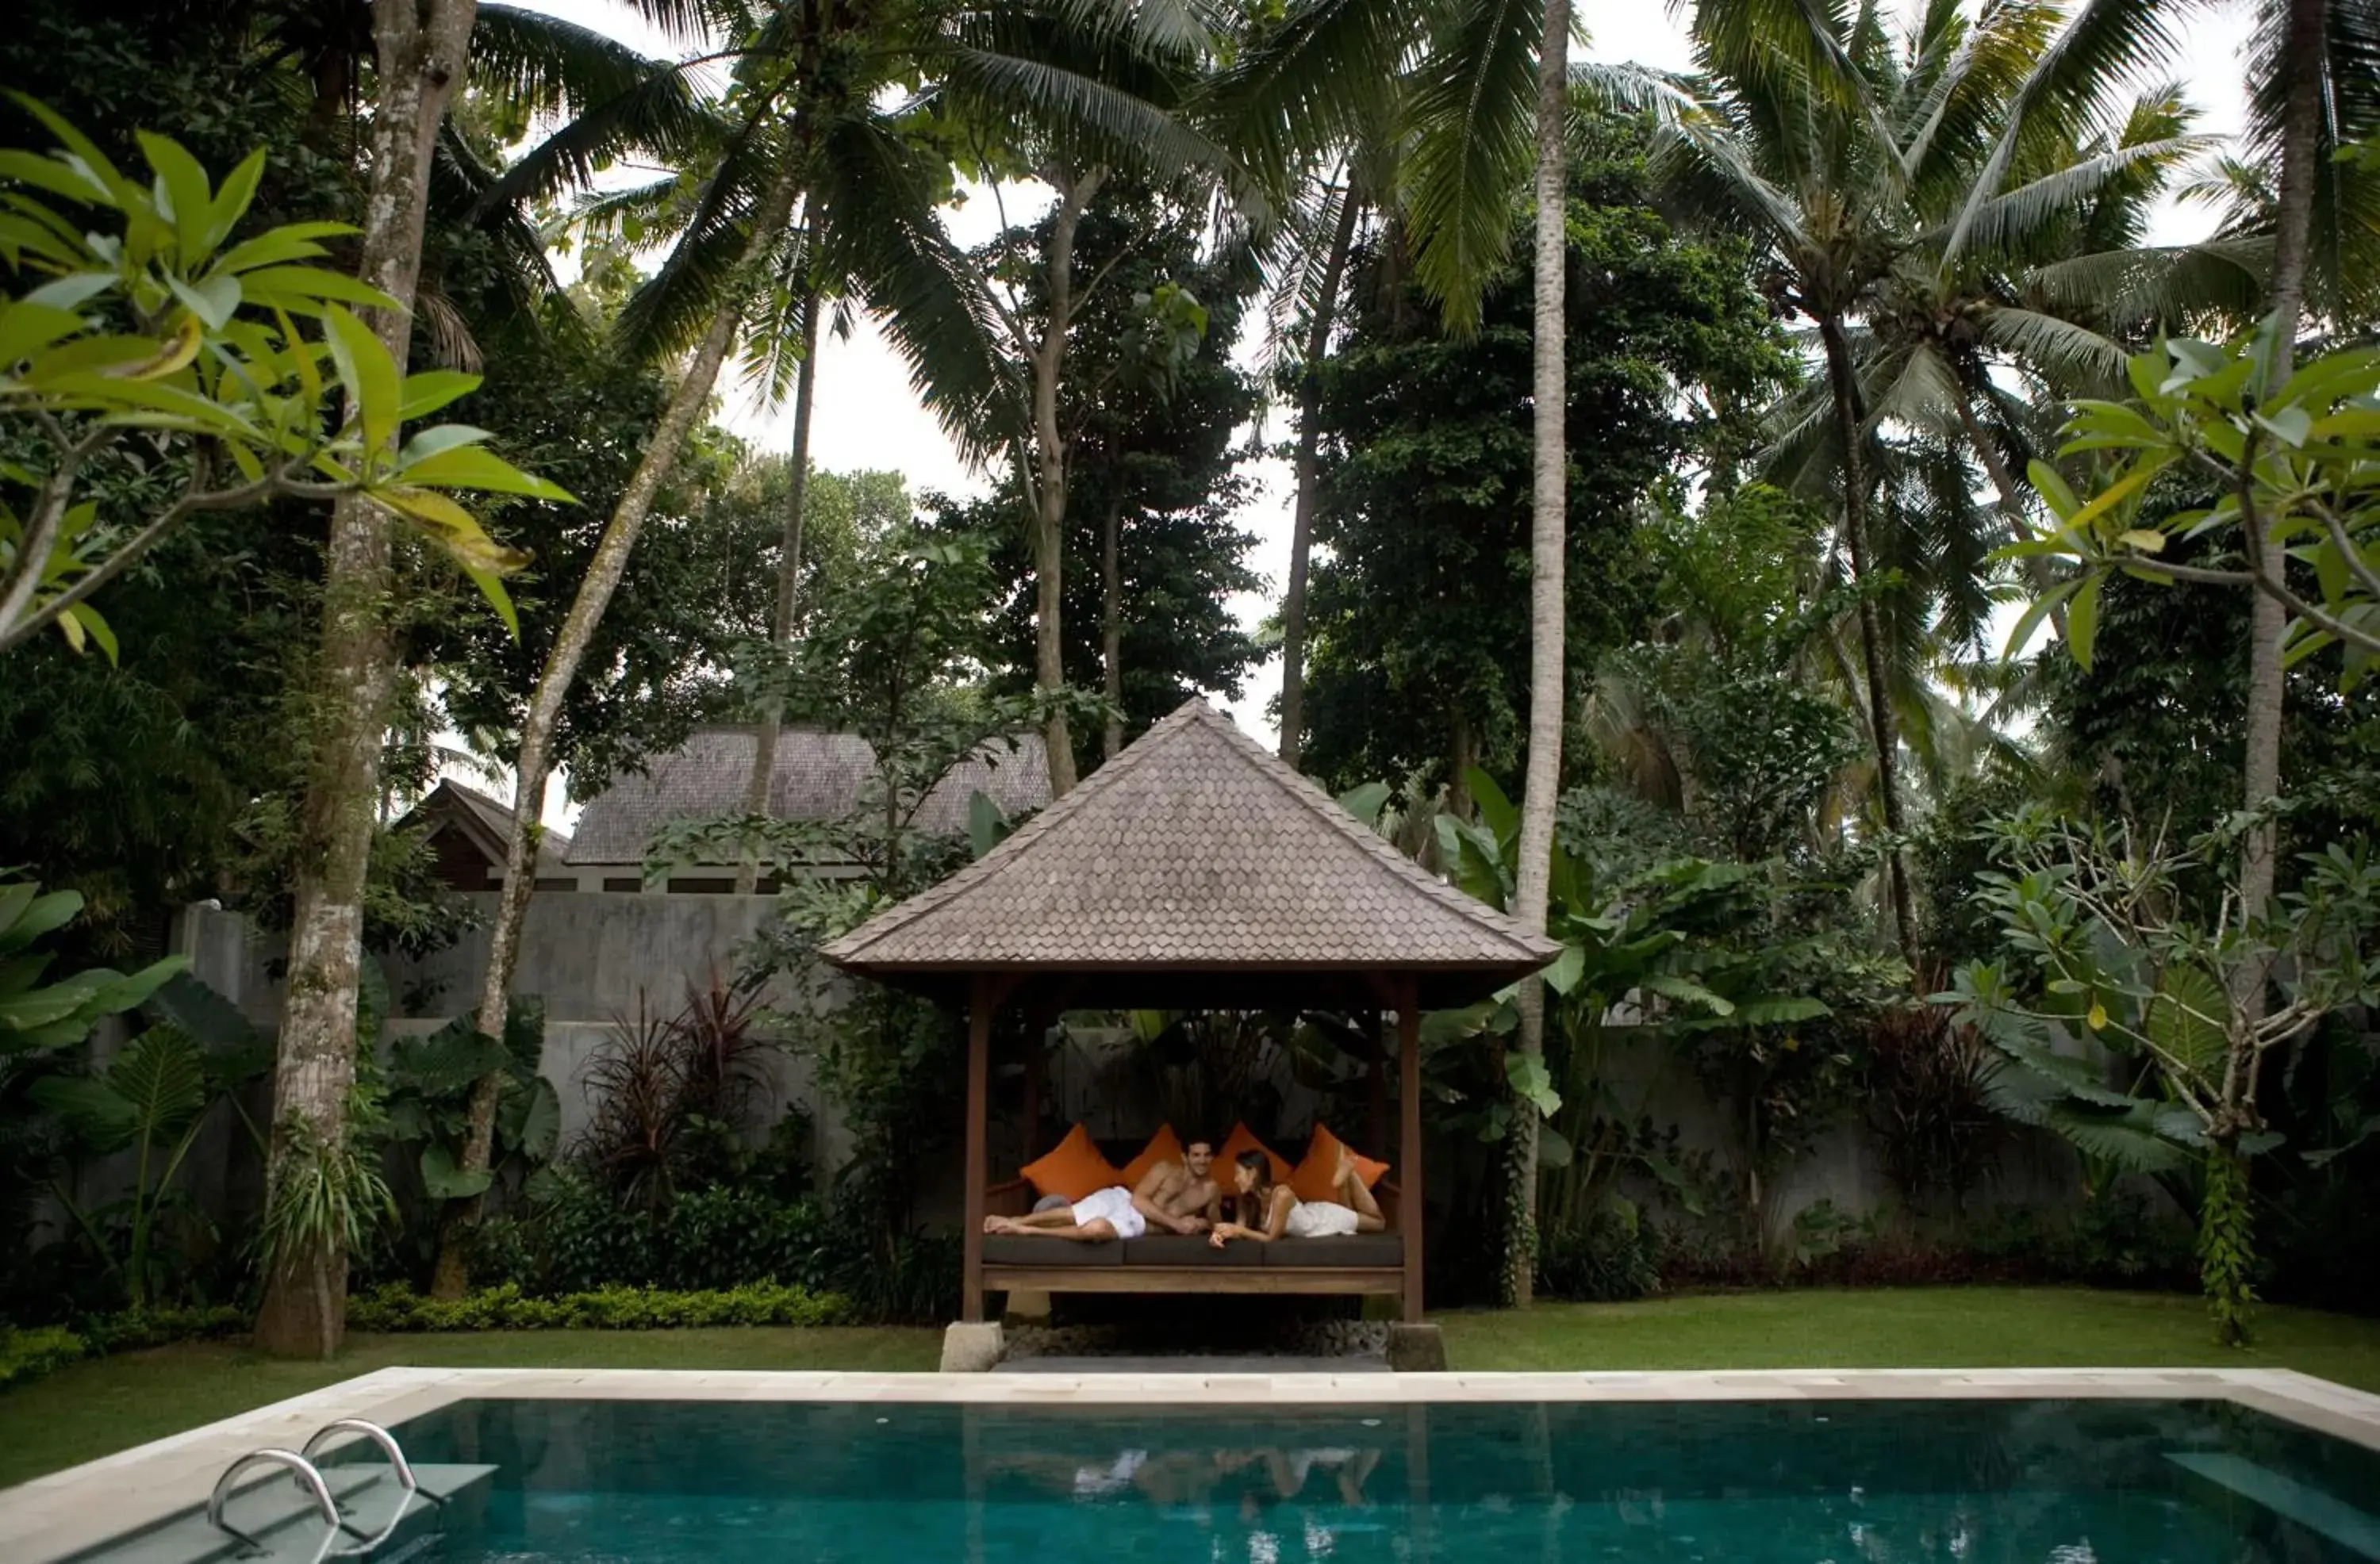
821,699,1559,1334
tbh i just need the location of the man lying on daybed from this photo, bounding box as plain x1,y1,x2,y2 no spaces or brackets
982,1137,1220,1242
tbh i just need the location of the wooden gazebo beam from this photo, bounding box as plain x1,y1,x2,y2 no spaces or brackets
1397,976,1422,1324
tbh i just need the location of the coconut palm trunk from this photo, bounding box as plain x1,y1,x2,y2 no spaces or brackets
2237,0,2327,987
735,268,826,896
1101,497,1125,762
1026,166,1104,798
1815,315,1920,966
1503,0,1570,1309
1278,186,1361,771
258,0,478,1359
426,156,808,1299
2209,0,2328,1345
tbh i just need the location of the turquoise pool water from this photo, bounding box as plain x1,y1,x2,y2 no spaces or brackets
382,1397,2380,1562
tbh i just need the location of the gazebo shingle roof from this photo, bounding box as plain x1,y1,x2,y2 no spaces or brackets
821,699,1560,1006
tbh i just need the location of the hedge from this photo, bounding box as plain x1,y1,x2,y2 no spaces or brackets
0,1305,245,1392
347,1281,851,1332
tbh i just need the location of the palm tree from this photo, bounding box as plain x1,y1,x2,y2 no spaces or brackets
436,0,1233,1293
1651,0,2180,965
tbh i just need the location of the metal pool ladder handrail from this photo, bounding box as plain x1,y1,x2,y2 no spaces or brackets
206,1448,340,1560
208,1419,432,1561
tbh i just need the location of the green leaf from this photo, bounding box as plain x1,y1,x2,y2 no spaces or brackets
237,266,397,314
394,442,574,501
203,148,266,251
103,1025,210,1143
419,1144,494,1201
2144,963,2229,1080
1507,1052,1561,1118
1464,766,1518,841
143,971,260,1052
391,1017,512,1097
397,370,482,421
29,1075,140,1151
1335,781,1392,828
516,1075,561,1163
2066,573,2102,670
0,887,80,954
1541,944,1586,995
135,130,213,268
321,305,400,454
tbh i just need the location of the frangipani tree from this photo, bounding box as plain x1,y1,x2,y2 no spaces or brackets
1943,808,2380,1342
0,105,562,657
2007,322,2380,684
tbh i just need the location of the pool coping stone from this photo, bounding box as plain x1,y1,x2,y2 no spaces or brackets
6,1365,2376,1562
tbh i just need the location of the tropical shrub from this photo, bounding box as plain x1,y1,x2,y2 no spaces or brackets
0,1324,86,1389
346,1280,848,1332
1534,1202,1662,1302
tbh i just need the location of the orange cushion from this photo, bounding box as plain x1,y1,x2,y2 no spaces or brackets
1018,1123,1123,1202
1289,1125,1391,1206
1215,1121,1292,1186
1119,1124,1185,1190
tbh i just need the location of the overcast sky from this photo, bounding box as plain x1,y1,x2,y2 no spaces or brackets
516,0,2261,769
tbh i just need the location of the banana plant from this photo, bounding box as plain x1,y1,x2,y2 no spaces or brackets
0,100,572,657
27,972,269,1309
0,880,185,1054
1422,768,1831,1186
386,995,559,1204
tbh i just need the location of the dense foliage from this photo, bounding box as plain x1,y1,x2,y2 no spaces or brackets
6,0,2379,1356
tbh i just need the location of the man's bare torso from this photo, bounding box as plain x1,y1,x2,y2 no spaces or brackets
1138,1160,1216,1217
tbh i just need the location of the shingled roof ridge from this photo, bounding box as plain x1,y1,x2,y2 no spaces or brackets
822,699,1215,959
1178,702,1556,958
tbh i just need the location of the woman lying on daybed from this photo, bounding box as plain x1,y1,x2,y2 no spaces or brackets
1209,1144,1384,1246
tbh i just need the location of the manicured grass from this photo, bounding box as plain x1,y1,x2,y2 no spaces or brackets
9,1288,2378,1495
0,1327,938,1491
1438,1285,2380,1391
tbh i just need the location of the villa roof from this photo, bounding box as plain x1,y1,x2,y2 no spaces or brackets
409,780,574,877
821,699,1560,1009
566,727,1050,867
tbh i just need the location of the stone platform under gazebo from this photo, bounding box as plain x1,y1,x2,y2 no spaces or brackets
821,699,1558,1370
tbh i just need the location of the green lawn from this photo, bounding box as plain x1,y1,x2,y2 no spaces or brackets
5,1287,2377,1494
1438,1286,2380,1390
0,1327,938,1491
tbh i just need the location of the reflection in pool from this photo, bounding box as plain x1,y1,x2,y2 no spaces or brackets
378,1395,2380,1562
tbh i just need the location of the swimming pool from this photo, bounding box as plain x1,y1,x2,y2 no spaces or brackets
370,1394,2380,1562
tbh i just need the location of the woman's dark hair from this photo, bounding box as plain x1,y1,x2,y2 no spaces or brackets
1233,1148,1273,1225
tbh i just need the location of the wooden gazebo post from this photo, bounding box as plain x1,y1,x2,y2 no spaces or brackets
1399,979,1423,1324
962,974,992,1324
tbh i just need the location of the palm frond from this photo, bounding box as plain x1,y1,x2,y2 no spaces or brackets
1976,305,2129,393
1388,0,1539,332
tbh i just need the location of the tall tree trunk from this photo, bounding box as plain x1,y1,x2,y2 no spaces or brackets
1100,497,1124,762
256,0,477,1359
1503,0,1569,1310
1816,315,1920,968
425,157,808,1299
1278,186,1361,771
1027,167,1103,798
1955,388,2066,631
735,265,824,895
2236,0,2326,1014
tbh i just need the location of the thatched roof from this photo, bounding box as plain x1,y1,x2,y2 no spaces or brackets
821,700,1560,1009
566,728,1050,866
